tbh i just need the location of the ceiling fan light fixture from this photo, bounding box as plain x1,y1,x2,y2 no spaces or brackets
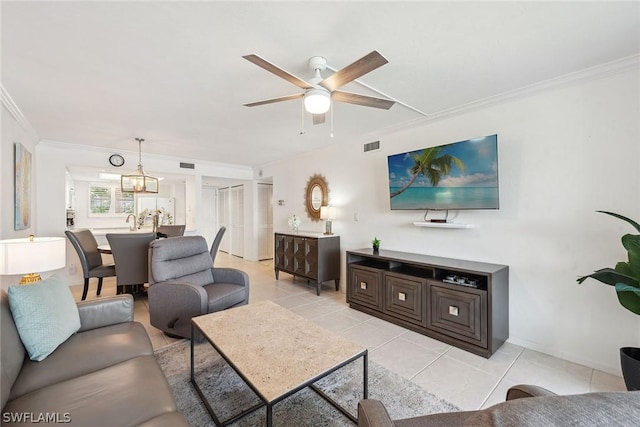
304,88,331,114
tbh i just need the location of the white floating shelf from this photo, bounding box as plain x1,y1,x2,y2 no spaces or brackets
412,221,475,229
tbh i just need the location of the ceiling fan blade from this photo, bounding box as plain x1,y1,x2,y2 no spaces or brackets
243,54,313,90
319,50,389,92
332,91,395,110
312,114,326,125
244,93,304,107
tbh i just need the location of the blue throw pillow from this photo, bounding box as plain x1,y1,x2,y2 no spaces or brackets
8,275,81,361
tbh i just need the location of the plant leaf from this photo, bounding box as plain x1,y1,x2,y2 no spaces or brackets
622,234,640,281
615,283,640,315
597,211,640,233
577,268,638,287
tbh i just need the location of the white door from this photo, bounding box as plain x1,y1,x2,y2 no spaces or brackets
219,187,230,253
230,185,244,257
201,186,218,248
257,183,273,260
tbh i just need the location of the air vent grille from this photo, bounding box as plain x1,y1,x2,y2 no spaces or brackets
180,162,195,169
363,140,380,152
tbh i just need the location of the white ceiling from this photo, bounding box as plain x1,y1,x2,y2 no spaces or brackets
2,1,639,169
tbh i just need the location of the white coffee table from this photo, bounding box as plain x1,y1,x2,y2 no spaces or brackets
190,300,368,426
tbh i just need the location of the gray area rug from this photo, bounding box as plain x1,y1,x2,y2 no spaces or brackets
155,340,460,426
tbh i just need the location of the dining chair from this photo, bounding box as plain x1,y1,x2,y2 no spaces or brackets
65,229,116,301
157,225,186,237
106,232,156,296
210,226,226,266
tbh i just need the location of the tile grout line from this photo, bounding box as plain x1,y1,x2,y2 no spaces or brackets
408,346,452,381
477,346,526,409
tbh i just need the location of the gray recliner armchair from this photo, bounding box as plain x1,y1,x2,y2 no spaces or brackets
358,385,640,426
147,235,249,339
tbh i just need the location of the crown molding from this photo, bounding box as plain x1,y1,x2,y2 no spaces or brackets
38,139,253,172
0,83,39,142
363,54,640,140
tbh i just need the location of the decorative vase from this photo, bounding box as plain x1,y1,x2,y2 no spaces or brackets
373,245,379,254
621,347,640,391
288,215,301,234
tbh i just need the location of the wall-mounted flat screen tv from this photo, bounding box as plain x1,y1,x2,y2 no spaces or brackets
388,134,499,210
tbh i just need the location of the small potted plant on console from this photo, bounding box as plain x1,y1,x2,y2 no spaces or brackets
372,237,381,254
577,211,640,390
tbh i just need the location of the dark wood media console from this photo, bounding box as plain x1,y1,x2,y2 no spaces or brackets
346,248,509,358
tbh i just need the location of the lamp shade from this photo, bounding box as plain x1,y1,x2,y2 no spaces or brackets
0,237,66,275
320,206,336,220
304,88,331,114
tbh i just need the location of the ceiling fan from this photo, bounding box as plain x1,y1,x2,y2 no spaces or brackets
243,50,395,125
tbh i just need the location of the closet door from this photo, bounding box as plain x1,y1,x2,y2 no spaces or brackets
230,185,244,257
257,183,273,260
201,186,218,248
218,187,230,253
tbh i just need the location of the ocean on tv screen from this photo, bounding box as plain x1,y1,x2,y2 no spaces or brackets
389,186,499,210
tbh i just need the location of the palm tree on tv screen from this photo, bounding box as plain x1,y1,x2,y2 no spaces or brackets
390,146,466,198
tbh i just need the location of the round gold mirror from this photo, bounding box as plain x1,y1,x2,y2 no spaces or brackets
305,174,329,222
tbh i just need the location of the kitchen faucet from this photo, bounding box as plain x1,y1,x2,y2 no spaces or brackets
126,214,137,231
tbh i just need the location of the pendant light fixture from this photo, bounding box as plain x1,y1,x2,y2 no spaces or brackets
121,138,158,193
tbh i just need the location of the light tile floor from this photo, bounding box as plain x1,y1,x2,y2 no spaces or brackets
71,252,626,411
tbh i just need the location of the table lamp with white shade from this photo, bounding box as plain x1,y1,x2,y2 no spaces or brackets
0,236,66,285
320,206,337,235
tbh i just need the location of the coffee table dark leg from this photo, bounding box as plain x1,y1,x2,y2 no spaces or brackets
364,350,368,399
266,404,273,427
308,350,368,424
191,324,232,427
190,327,194,381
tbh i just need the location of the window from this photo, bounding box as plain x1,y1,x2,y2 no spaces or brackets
89,184,134,217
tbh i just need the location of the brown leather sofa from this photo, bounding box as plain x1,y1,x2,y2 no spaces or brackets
358,384,640,426
1,291,188,426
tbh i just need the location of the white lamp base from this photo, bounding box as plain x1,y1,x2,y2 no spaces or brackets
324,220,333,235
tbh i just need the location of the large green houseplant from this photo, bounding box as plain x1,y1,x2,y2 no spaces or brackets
577,210,640,390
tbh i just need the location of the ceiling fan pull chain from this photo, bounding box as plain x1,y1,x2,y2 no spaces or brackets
300,100,306,135
330,100,334,138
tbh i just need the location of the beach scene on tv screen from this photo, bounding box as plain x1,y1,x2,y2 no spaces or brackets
388,135,499,210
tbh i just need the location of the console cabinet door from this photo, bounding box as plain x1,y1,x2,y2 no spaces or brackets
274,234,286,270
306,239,318,279
349,265,383,310
427,281,487,348
293,237,318,279
383,272,428,327
283,235,294,272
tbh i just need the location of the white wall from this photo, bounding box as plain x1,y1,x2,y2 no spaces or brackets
260,67,640,375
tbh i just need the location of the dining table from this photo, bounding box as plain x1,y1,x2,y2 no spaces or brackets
97,244,112,254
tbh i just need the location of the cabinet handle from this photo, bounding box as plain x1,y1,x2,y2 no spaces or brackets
398,292,406,301
360,281,367,290
449,305,459,316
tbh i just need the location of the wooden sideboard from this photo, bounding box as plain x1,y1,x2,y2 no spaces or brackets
274,232,340,295
347,248,509,358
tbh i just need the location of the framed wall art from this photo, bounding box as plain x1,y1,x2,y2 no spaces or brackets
14,142,31,230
